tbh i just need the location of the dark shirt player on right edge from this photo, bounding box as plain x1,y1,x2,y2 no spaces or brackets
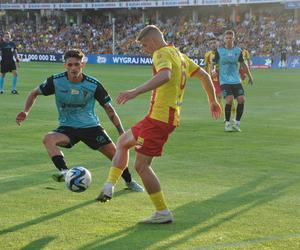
0,31,20,94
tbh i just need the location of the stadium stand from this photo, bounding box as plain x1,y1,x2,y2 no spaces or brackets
0,1,299,57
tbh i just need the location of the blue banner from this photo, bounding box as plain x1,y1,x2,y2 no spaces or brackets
18,52,300,69
251,56,272,69
86,54,153,65
86,54,206,66
251,56,300,69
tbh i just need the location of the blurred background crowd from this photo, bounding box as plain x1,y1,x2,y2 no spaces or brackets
1,1,299,57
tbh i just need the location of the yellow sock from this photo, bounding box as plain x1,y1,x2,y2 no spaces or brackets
149,191,168,211
107,167,123,185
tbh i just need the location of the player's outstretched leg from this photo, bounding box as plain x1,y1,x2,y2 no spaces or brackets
43,132,71,182
52,170,68,182
96,182,114,202
97,131,137,201
96,167,123,202
99,137,144,193
51,155,69,182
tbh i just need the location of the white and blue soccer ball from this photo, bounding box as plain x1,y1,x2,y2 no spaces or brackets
65,166,92,193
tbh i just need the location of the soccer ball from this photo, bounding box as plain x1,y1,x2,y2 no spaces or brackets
65,166,92,193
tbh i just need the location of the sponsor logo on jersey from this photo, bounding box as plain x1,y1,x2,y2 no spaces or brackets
71,89,80,95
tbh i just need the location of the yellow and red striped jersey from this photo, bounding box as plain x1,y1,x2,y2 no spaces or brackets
148,45,199,127
204,50,219,81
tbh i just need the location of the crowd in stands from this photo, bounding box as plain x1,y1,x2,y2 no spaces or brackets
2,12,300,57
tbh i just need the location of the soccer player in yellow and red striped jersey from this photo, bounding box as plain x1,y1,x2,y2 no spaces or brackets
205,37,222,108
239,43,251,85
97,25,222,224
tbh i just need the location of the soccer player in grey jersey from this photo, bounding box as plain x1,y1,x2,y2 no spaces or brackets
16,49,144,193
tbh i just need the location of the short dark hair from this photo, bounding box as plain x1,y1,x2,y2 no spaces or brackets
64,49,84,61
208,37,217,42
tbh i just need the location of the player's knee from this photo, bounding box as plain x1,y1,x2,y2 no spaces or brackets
237,96,245,104
42,134,56,147
226,96,234,104
116,132,134,150
116,135,126,149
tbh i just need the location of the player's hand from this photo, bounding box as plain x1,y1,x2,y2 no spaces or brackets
116,89,137,105
16,111,27,125
248,78,253,86
209,101,222,120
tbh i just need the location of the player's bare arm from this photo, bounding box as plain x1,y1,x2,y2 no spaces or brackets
192,67,222,119
103,103,125,135
16,87,40,125
117,69,171,105
241,61,254,85
193,67,217,101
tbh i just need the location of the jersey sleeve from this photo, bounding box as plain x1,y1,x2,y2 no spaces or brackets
94,84,112,107
183,54,200,77
153,50,172,73
39,76,55,96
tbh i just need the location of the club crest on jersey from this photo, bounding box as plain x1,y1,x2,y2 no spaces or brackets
71,89,80,95
135,136,144,149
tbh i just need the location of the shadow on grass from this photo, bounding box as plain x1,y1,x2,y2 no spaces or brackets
77,175,295,250
0,189,127,236
0,159,117,195
20,236,56,250
0,171,53,194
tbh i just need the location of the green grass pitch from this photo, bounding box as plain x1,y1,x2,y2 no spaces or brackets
0,62,299,249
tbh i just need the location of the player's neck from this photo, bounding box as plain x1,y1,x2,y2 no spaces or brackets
68,73,83,83
225,45,234,49
157,41,169,50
